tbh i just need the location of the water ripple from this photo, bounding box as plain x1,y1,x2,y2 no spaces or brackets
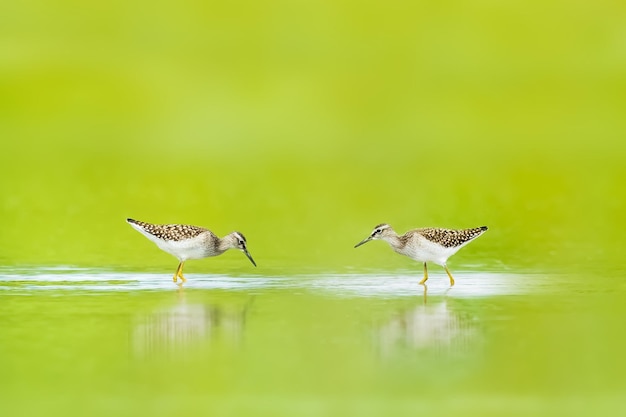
0,267,546,297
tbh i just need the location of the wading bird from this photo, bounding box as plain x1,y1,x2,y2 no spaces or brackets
355,224,487,286
127,218,256,284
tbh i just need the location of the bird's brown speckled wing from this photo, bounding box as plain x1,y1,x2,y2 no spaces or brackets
417,227,487,248
128,219,209,241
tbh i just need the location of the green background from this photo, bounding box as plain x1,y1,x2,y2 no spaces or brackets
1,1,625,416
2,0,624,272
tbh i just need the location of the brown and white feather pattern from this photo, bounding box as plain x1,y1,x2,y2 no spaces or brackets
127,218,210,241
126,218,257,273
388,225,488,265
127,218,223,260
415,226,487,248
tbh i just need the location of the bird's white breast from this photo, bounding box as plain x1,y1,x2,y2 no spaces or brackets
396,235,464,265
130,222,212,261
155,235,212,261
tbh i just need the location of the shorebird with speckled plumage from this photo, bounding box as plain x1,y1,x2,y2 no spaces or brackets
127,218,256,284
354,224,488,286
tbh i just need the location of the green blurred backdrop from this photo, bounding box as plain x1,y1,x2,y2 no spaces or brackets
2,3,626,417
1,0,625,272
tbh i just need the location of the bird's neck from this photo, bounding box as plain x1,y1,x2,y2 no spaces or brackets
217,235,235,253
382,232,405,251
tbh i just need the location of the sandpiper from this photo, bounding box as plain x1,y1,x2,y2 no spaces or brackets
127,218,256,284
355,224,488,286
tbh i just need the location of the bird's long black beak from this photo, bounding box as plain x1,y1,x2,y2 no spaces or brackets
354,236,372,248
243,248,257,267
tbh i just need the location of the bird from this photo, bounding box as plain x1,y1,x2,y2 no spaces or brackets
354,224,488,286
126,218,256,284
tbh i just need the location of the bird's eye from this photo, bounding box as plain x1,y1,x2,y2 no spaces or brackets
239,241,244,246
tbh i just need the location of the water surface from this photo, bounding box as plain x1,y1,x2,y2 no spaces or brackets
1,268,624,416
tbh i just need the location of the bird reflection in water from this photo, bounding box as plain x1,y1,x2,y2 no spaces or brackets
375,285,476,358
131,288,253,358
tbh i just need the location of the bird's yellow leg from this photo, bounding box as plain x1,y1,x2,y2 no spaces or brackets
177,261,187,284
173,262,183,283
444,265,455,287
419,262,429,285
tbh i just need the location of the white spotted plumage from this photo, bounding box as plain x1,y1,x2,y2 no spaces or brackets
128,220,215,260
355,224,488,286
127,218,256,284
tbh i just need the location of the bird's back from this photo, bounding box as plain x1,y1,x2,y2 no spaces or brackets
416,226,488,248
127,218,209,241
126,218,219,260
394,226,487,265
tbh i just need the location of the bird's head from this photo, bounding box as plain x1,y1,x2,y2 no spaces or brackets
226,231,256,266
354,223,394,248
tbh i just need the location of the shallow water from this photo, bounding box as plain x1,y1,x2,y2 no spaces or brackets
1,268,625,416
1,267,534,295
